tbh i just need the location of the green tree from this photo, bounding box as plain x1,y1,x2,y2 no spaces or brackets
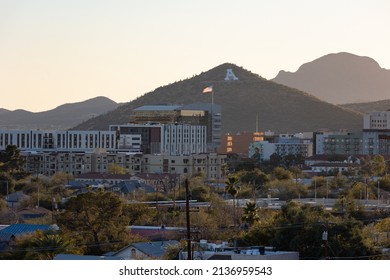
0,145,25,176
378,174,390,192
269,153,282,168
238,168,269,199
0,231,81,260
360,155,386,177
271,167,293,181
225,175,240,227
375,217,390,246
268,202,377,259
124,203,157,225
56,190,136,255
264,180,307,200
241,201,260,227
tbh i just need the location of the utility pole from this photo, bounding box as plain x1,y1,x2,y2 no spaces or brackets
185,178,192,260
322,228,329,259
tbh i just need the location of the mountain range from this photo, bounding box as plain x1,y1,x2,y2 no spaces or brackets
2,52,390,134
0,97,120,130
272,52,390,104
73,63,363,134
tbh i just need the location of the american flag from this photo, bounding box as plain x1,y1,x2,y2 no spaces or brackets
202,86,213,93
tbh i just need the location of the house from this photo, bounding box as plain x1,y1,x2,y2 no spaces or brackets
128,225,185,241
110,180,155,197
0,232,15,251
0,223,56,252
111,240,180,260
16,207,52,222
6,191,30,209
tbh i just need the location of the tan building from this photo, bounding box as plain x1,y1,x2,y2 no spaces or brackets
22,150,226,180
219,131,264,155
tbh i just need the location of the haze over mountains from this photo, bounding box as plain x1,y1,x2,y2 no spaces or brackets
2,52,390,133
0,97,120,130
73,63,362,134
272,52,390,105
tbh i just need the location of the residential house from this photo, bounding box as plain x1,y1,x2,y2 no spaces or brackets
111,240,180,260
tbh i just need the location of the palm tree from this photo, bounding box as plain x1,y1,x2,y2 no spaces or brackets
24,233,78,260
225,175,240,228
241,201,260,227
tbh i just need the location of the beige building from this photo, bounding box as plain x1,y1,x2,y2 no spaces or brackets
22,150,226,180
219,131,264,155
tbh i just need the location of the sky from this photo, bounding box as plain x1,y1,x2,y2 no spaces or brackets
0,0,389,112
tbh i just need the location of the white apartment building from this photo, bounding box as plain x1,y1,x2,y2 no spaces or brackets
162,124,207,155
0,130,118,152
249,138,313,161
111,123,207,156
363,111,390,130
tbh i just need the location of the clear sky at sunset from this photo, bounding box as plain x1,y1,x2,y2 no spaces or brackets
0,0,389,112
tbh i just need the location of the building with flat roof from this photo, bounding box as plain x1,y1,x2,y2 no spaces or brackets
0,129,117,152
129,103,222,151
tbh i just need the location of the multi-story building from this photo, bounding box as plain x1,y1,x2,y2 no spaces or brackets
249,135,313,161
314,131,362,155
129,103,221,151
142,153,226,180
219,131,264,155
110,123,207,156
0,130,117,152
363,111,390,155
21,151,226,180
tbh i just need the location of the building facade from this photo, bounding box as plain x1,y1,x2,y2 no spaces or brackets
219,131,264,155
21,151,226,180
110,123,207,156
129,103,221,152
0,130,117,152
363,111,390,155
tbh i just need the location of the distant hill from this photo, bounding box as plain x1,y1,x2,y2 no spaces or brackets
0,96,120,130
73,63,363,134
341,99,390,114
272,52,390,104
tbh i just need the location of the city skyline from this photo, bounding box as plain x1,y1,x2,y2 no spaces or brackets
1,0,389,112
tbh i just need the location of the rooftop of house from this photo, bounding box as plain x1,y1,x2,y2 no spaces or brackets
113,240,180,259
0,224,55,236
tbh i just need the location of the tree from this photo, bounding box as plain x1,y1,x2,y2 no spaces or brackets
0,230,81,260
0,145,25,176
271,167,293,181
264,180,307,201
225,175,240,227
238,168,269,199
360,155,386,177
268,202,377,259
241,201,260,227
56,190,136,255
378,174,390,192
269,153,282,167
108,164,127,175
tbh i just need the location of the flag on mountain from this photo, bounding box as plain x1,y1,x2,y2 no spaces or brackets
202,86,213,94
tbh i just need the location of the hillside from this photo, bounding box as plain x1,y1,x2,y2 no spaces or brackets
73,63,363,134
0,96,120,130
341,99,390,114
272,52,390,104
